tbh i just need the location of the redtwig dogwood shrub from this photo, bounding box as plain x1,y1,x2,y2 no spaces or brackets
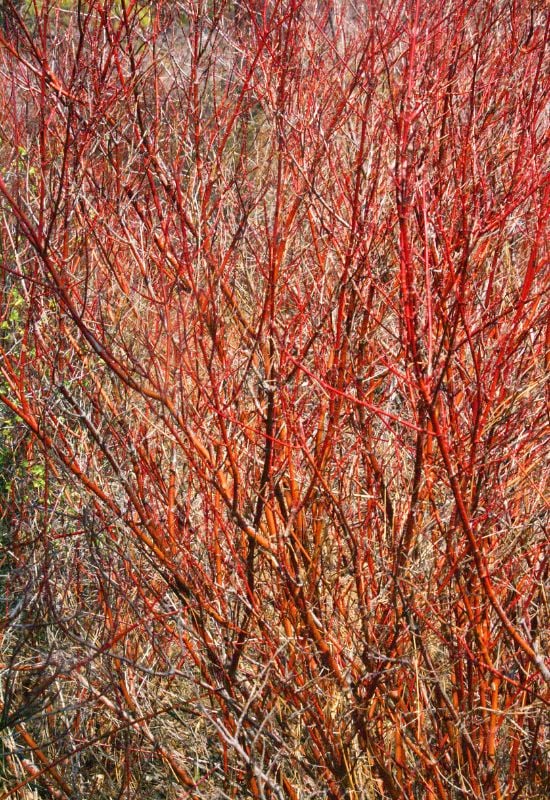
0,2,548,798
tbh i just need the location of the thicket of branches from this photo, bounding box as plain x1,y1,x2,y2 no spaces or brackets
0,1,548,798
